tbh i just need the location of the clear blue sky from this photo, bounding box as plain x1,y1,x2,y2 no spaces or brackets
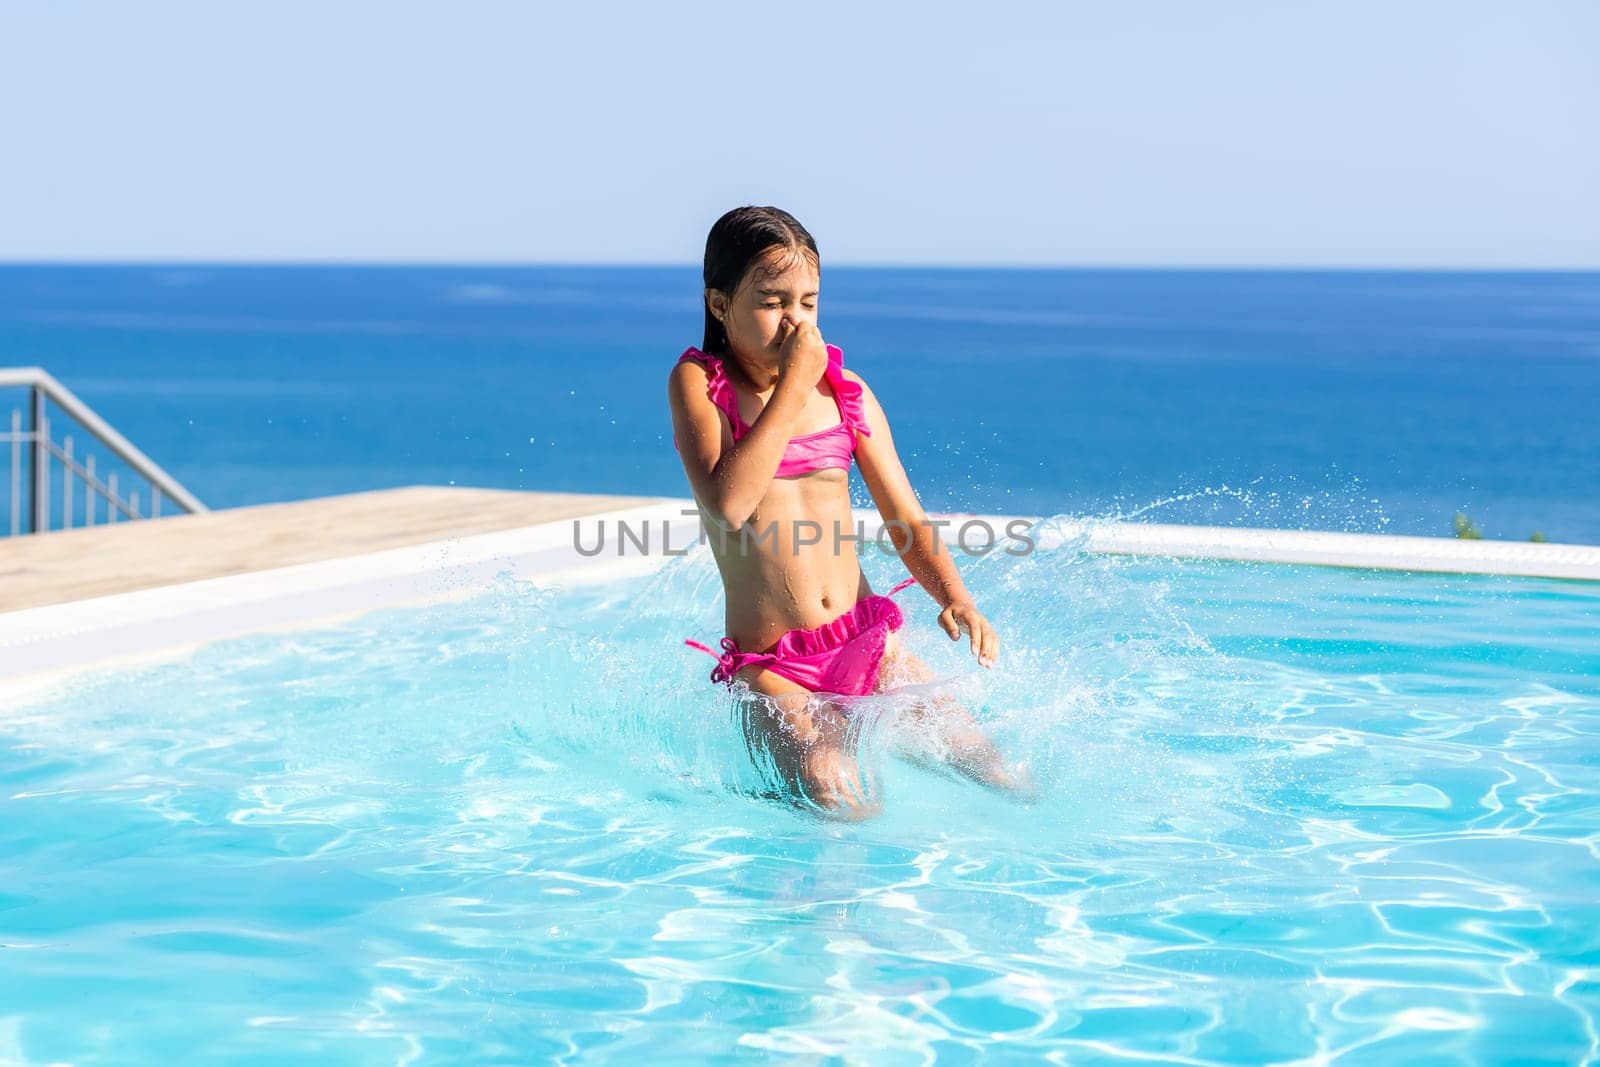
1,1,1595,267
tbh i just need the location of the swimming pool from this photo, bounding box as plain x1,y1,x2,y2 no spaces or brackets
3,526,1597,1063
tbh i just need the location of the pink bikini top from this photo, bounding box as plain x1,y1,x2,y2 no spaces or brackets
673,343,870,477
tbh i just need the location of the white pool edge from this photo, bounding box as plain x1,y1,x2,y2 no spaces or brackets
2,497,1596,696
0,500,678,697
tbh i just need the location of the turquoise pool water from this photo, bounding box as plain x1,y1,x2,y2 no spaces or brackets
3,531,1598,1063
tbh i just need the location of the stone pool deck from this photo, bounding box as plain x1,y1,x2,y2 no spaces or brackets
0,486,666,613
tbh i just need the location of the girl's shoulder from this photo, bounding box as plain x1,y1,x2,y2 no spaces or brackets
668,347,712,394
823,344,865,385
670,346,746,435
675,345,719,371
670,346,725,386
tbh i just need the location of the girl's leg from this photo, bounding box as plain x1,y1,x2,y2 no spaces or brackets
877,631,1037,800
735,666,881,821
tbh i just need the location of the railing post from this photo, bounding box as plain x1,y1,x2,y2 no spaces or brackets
31,386,47,534
85,454,95,526
63,435,74,529
9,408,19,537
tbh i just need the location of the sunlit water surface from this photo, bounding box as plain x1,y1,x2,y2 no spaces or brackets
3,526,1598,1064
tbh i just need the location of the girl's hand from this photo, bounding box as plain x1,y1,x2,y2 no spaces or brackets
939,598,998,669
776,316,829,385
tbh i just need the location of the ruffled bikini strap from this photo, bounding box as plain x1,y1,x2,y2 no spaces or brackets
823,344,871,439
678,347,749,440
886,576,917,596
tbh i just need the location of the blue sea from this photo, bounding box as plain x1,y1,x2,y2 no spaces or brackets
1,266,1596,541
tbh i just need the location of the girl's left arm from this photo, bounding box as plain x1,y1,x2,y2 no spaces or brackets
849,370,998,669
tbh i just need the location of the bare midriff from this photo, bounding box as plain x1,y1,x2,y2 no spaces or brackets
691,396,872,657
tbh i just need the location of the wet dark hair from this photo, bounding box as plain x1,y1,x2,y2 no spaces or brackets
702,206,820,355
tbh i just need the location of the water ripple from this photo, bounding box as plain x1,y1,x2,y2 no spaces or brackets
1,540,1596,1062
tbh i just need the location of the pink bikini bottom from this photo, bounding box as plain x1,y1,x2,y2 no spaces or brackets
686,577,917,698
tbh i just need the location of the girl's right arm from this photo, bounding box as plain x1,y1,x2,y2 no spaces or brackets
668,322,826,531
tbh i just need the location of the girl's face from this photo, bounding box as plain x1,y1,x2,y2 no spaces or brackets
708,245,819,362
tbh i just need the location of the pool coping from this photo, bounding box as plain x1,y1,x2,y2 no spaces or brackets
2,496,1596,697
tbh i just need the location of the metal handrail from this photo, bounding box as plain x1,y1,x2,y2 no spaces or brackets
2,366,206,536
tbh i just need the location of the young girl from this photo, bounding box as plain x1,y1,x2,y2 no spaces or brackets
669,206,1029,817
